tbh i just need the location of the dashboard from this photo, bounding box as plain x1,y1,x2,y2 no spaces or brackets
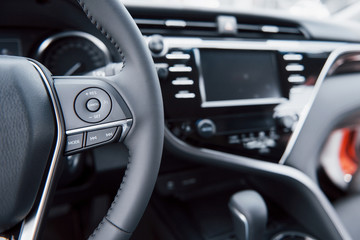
2,1,360,240
0,0,353,163
150,36,346,161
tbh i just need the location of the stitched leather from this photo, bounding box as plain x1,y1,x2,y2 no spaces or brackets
76,0,164,240
77,0,126,70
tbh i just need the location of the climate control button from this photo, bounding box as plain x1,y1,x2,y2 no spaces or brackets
196,119,216,138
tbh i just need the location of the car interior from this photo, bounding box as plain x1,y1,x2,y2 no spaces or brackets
2,0,360,239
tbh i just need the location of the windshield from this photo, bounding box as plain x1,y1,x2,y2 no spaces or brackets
122,0,359,19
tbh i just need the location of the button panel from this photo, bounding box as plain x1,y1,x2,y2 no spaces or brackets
74,87,112,123
86,127,117,146
65,127,120,153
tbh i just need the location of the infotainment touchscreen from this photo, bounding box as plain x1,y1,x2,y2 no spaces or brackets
199,49,283,107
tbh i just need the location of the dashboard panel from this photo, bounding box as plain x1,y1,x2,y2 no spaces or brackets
148,36,348,161
0,0,356,163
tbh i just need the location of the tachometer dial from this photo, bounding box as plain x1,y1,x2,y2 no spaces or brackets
36,31,111,75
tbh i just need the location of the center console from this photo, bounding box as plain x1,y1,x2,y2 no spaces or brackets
148,36,345,161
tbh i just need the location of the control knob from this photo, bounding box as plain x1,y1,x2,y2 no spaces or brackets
148,35,164,55
157,66,169,80
196,119,216,138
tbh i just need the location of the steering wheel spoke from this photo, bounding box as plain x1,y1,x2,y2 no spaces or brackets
54,75,133,155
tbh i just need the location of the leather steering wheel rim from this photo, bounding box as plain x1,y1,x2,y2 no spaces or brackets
75,0,164,239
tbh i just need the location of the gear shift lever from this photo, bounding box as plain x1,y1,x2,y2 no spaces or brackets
228,190,268,240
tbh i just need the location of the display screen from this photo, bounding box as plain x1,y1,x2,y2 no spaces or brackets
200,49,282,106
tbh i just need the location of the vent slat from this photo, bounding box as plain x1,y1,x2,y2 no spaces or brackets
134,18,306,39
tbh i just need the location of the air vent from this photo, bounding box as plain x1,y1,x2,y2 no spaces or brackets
237,23,306,38
135,18,217,33
135,17,307,40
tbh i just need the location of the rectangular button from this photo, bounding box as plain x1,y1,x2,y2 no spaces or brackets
166,53,191,60
175,92,196,99
168,65,192,72
285,64,304,72
288,75,306,83
172,78,194,85
283,53,303,61
65,133,83,152
86,127,117,147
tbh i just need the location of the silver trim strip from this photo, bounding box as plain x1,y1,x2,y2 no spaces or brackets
35,31,111,64
66,119,132,135
193,48,207,104
118,119,133,142
161,37,348,53
229,206,249,240
280,45,360,165
19,61,65,240
201,98,287,108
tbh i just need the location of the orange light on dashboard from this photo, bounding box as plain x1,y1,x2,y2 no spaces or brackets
339,129,358,177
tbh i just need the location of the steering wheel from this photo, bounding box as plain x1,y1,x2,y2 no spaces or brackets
0,0,163,239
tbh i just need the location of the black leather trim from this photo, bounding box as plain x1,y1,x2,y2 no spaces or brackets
77,0,164,239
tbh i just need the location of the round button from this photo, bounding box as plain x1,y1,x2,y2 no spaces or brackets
86,98,101,112
157,67,169,80
196,119,216,138
74,88,112,123
148,35,164,54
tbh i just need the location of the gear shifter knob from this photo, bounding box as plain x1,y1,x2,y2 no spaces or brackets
228,190,268,240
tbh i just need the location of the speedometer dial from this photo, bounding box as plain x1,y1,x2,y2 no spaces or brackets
36,31,111,75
